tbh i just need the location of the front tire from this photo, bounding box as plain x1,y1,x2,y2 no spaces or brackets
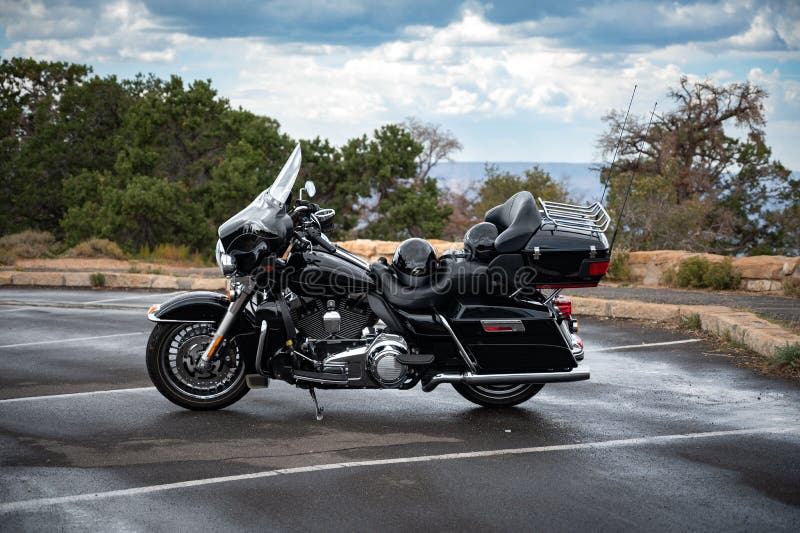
146,322,249,410
452,383,543,407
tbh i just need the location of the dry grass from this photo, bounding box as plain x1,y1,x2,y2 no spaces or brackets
64,238,127,260
137,243,211,267
0,230,56,264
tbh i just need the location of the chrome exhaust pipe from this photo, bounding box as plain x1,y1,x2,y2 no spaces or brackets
421,367,590,392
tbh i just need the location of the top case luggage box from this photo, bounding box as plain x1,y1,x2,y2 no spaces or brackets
525,199,610,288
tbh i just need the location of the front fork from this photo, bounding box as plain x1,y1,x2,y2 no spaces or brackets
196,280,256,372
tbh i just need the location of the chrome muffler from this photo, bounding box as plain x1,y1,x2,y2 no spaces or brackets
421,367,590,392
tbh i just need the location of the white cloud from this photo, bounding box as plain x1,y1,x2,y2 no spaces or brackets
1,0,797,165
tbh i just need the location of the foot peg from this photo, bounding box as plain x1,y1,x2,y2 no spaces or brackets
308,386,324,421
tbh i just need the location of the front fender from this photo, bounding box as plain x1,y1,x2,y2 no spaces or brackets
147,291,256,335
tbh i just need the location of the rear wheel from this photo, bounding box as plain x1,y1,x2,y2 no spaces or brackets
452,383,543,407
146,322,249,410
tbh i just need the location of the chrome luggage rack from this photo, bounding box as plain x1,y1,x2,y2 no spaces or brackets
537,198,611,235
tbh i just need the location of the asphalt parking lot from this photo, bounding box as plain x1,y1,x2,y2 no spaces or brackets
1,288,799,531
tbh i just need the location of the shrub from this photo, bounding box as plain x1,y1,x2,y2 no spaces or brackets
675,256,709,288
663,256,741,291
772,344,800,371
64,238,126,260
89,272,106,287
680,313,702,330
784,279,800,298
0,249,14,266
0,230,56,260
703,258,741,290
137,243,211,267
607,248,631,281
661,267,677,287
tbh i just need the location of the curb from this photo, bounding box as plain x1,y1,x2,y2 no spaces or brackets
0,271,225,291
3,271,797,360
571,296,800,359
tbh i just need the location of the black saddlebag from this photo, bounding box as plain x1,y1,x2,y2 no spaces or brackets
449,296,577,372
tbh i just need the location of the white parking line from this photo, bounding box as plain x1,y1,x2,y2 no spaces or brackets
0,332,146,349
1,425,796,514
85,291,184,304
0,387,154,404
593,339,702,352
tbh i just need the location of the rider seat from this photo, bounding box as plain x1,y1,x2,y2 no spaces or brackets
370,259,453,311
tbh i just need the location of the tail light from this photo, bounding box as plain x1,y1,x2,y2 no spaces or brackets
554,296,572,317
588,260,610,276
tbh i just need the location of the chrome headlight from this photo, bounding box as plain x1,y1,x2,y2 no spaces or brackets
215,239,236,276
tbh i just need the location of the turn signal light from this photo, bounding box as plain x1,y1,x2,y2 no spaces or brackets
588,261,610,276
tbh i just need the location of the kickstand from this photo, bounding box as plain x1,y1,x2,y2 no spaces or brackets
308,386,324,421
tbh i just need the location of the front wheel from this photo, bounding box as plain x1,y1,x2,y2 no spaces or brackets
452,383,543,407
146,322,249,410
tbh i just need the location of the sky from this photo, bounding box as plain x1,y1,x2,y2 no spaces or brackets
1,0,799,168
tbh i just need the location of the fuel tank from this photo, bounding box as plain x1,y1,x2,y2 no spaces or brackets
285,250,375,298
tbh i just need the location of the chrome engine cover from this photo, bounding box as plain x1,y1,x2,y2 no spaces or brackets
366,333,408,388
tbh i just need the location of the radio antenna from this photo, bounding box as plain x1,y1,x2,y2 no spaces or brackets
600,84,637,204
609,101,657,253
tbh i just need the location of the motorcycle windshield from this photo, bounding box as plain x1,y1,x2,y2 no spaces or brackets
218,143,301,241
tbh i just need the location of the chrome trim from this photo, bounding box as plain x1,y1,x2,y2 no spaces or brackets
146,307,215,324
538,198,610,235
255,320,268,375
480,319,525,333
421,368,590,392
293,374,346,385
198,280,256,366
435,312,477,373
543,288,562,307
333,245,370,270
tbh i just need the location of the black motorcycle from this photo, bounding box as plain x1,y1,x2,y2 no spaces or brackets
146,144,611,418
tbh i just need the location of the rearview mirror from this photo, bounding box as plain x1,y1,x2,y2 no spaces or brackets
304,180,316,198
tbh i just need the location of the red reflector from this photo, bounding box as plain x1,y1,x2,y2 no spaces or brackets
588,261,610,276
484,326,513,332
554,296,572,317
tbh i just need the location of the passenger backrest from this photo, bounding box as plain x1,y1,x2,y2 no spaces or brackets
485,191,542,253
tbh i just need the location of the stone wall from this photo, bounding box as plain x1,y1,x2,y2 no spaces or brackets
627,251,800,292
338,239,459,264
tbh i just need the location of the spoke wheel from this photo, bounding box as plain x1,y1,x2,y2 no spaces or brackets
452,383,543,407
147,323,249,410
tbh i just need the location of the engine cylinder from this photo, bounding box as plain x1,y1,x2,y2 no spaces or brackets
367,333,408,388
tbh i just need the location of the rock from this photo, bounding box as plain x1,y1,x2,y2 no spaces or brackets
192,278,226,291
12,272,64,287
63,272,93,287
0,272,12,286
151,275,179,290
176,277,194,290
781,258,800,276
743,279,782,292
733,256,787,280
106,274,153,289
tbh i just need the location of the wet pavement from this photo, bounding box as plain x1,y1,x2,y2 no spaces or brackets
1,288,799,531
